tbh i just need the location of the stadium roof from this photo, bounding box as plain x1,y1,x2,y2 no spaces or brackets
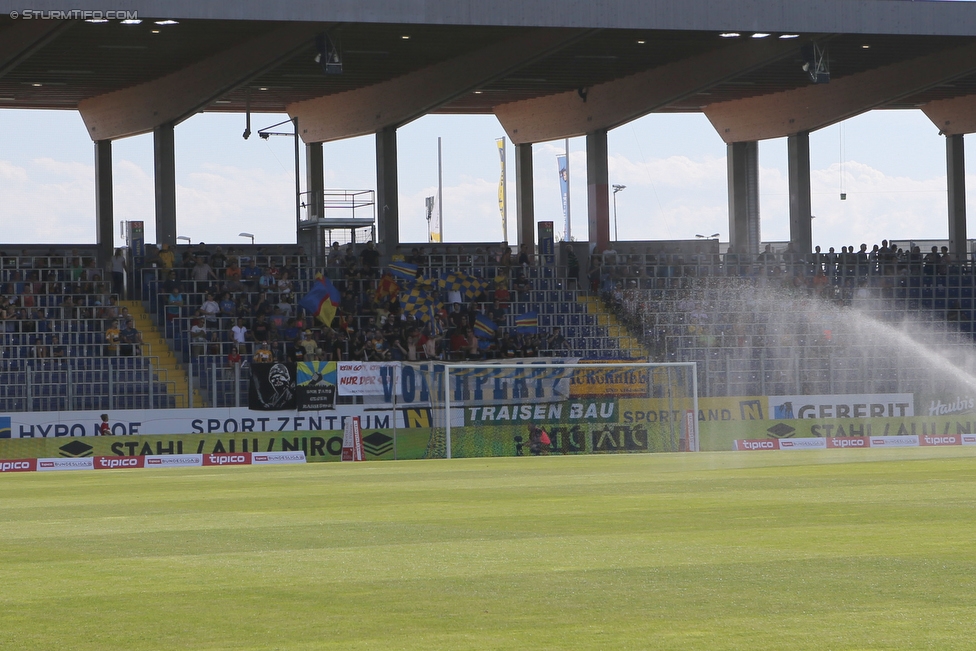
2,1,976,143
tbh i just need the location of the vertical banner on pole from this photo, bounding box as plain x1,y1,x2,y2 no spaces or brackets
125,220,145,267
496,137,507,242
435,136,444,242
684,410,699,452
557,153,570,241
341,416,364,461
538,221,554,263
429,193,441,243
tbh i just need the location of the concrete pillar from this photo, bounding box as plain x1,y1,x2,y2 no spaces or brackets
375,126,399,254
788,131,812,255
154,122,177,246
515,142,534,250
300,141,327,263
306,142,324,221
94,140,114,271
727,141,760,256
586,129,610,253
947,134,967,262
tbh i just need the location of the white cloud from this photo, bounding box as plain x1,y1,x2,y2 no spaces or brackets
0,160,28,183
176,163,296,243
401,176,509,244
0,157,94,243
808,161,952,248
0,110,971,255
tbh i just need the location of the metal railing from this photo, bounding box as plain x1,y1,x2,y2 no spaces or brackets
0,356,178,412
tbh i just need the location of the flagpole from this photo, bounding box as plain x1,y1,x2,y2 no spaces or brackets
392,363,398,460
564,138,571,242
437,136,443,243
502,137,508,242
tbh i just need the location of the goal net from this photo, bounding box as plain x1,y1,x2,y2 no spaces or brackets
405,361,698,459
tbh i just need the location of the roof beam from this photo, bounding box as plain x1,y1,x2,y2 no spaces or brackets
78,24,322,141
705,42,976,143
0,19,72,78
922,94,976,136
493,39,799,145
288,29,588,144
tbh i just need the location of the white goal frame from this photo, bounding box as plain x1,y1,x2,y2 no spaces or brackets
439,361,699,458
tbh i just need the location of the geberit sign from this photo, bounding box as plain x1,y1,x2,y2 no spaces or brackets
768,393,913,419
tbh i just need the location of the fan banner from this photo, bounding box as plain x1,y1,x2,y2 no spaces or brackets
248,363,297,411
297,361,337,411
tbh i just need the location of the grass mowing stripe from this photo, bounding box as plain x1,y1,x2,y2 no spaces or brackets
2,449,976,649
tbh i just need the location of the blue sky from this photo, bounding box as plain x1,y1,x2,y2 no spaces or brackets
0,107,972,250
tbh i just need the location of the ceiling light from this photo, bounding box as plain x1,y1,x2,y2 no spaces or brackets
779,34,799,39
719,32,740,38
120,19,142,25
31,83,42,87
401,35,411,40
151,30,160,34
636,39,645,44
862,44,871,49
85,18,108,23
215,99,232,104
473,90,483,94
154,20,179,25
751,33,770,39
258,87,268,91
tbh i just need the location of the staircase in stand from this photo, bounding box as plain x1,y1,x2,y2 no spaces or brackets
118,300,203,408
578,295,648,359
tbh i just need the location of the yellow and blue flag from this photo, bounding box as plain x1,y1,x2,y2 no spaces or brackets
299,276,341,327
515,311,538,334
400,282,440,322
438,271,462,293
474,314,497,339
388,261,419,281
459,272,488,300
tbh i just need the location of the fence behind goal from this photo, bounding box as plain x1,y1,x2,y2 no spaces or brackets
404,362,699,459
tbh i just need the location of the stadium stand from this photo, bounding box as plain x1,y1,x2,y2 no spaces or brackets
6,238,973,413
0,249,184,411
602,242,976,399
140,242,644,408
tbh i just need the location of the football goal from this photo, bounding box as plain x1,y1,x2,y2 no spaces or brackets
403,361,699,459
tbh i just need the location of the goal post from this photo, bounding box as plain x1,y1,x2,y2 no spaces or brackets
408,361,698,459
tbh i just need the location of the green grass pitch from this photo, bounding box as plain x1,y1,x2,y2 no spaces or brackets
3,448,976,650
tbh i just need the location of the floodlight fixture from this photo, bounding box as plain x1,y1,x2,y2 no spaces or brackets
801,43,830,83
314,33,343,75
611,185,626,241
